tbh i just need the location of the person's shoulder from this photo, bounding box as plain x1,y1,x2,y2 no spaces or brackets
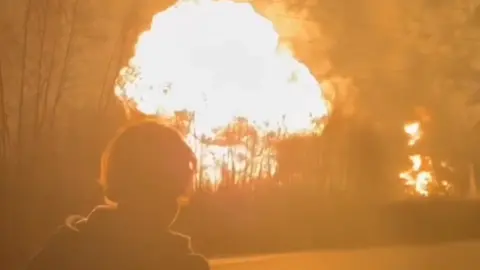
184,253,210,270
26,214,90,270
165,231,210,270
40,215,87,251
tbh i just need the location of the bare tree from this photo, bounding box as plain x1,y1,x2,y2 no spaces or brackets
0,62,10,172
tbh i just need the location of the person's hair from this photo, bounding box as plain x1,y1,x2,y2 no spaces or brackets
99,119,197,205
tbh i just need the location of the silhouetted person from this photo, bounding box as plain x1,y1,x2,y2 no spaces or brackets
27,120,209,270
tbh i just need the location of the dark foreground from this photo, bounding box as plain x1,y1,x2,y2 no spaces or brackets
211,241,480,270
6,197,480,269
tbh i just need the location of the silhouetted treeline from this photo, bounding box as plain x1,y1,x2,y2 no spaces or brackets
178,189,480,256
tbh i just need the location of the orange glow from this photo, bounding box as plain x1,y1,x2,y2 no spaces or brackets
115,0,329,186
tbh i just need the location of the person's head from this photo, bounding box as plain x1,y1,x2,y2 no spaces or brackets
99,119,197,226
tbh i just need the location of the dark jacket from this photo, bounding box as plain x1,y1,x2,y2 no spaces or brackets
26,205,209,270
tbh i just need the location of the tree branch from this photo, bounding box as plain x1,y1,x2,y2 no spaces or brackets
16,0,33,171
98,0,138,115
33,0,49,138
0,61,10,162
48,0,81,129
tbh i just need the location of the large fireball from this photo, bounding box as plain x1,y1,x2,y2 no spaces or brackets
115,0,329,186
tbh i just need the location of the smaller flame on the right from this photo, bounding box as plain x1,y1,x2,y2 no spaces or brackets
399,121,452,197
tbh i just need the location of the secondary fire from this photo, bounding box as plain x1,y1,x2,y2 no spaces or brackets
115,0,329,186
399,122,451,196
400,122,432,196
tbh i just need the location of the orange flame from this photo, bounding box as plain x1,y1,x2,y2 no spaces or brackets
404,121,421,146
115,0,329,186
399,122,432,196
400,121,453,196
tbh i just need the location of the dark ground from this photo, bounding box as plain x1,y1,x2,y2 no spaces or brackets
5,190,480,269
